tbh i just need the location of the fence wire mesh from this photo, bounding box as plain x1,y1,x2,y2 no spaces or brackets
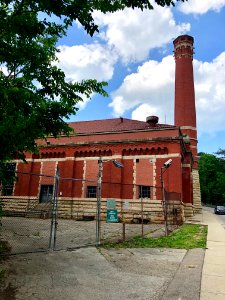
0,215,52,254
0,171,182,254
164,190,183,234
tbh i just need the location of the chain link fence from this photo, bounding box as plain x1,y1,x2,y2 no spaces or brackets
0,171,183,254
163,190,183,235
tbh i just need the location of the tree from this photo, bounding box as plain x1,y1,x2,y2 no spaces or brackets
199,152,225,205
0,0,187,173
216,148,225,160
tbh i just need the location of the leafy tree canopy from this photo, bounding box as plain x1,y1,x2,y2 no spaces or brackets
199,151,225,205
0,0,187,176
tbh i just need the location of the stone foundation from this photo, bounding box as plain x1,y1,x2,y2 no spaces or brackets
57,198,166,223
0,196,37,212
0,196,183,225
192,169,202,213
183,202,194,218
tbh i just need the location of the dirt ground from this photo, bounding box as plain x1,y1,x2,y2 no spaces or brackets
0,216,166,254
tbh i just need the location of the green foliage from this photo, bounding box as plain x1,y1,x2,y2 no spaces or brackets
0,0,187,173
102,224,207,249
199,152,225,205
0,1,108,164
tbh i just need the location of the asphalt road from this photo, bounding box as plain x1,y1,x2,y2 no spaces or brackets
208,206,225,231
216,212,225,226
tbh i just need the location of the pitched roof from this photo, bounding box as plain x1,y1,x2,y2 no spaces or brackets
67,117,175,134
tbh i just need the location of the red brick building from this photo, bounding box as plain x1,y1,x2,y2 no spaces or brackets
1,35,201,220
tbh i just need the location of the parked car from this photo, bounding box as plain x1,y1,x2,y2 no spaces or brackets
214,205,225,215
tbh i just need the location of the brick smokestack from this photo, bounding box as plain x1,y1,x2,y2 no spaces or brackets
174,35,196,128
173,35,197,158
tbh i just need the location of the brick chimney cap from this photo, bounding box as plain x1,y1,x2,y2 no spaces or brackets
146,116,159,124
173,35,194,45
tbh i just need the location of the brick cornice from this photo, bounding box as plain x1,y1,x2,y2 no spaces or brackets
40,135,183,149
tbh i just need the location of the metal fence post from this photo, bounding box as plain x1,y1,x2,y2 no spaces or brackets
161,167,168,236
96,159,103,246
49,166,60,250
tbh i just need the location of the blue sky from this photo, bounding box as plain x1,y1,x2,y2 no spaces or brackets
56,1,225,155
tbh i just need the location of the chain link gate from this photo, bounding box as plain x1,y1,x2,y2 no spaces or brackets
0,168,183,255
163,190,182,235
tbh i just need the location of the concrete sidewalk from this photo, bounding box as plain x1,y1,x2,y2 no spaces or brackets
187,207,225,300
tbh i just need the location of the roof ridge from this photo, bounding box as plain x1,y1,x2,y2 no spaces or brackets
68,117,145,123
66,117,174,135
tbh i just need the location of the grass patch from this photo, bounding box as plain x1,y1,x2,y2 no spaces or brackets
102,224,207,249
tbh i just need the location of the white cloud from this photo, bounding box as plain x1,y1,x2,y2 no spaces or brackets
0,64,9,76
55,43,117,110
194,52,225,134
109,52,225,135
179,0,225,14
109,55,175,124
93,7,190,63
57,43,117,82
76,94,93,111
56,6,190,111
131,104,159,122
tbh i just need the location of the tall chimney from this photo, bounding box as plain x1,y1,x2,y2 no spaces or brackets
173,35,197,157
174,35,196,127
